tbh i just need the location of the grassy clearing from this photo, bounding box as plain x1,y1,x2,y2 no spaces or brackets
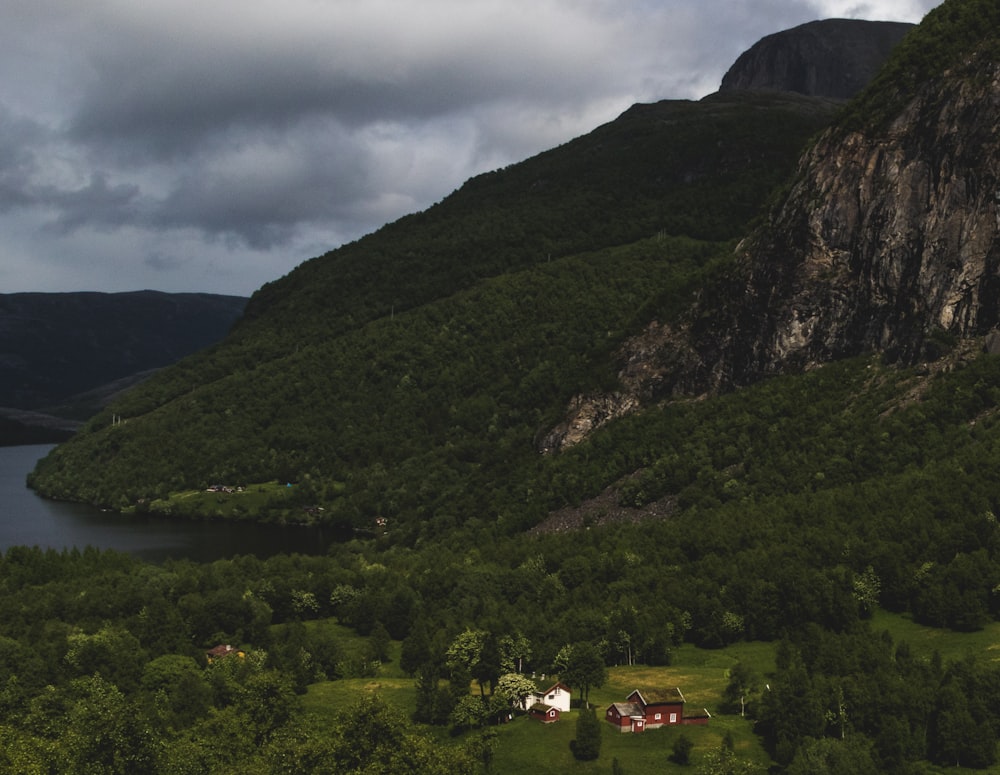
144,480,319,520
299,618,1000,774
871,609,1000,664
487,701,767,775
300,620,410,725
302,635,774,774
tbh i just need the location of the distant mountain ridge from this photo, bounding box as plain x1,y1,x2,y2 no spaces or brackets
0,291,246,443
720,18,914,99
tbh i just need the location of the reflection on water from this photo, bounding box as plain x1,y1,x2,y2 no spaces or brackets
0,444,336,562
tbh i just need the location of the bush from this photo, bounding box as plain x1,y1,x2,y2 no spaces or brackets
570,706,602,761
671,733,694,765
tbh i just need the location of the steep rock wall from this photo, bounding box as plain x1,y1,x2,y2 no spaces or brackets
706,55,1000,388
545,52,1000,451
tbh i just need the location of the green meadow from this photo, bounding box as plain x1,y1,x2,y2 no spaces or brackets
299,613,1000,774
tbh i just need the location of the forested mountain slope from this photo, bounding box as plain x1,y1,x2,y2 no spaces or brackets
28,88,840,520
0,291,247,444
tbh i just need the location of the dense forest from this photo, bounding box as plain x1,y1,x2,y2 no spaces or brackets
11,348,1000,772
15,0,1000,771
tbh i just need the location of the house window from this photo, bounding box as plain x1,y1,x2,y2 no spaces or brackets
654,713,661,721
669,713,678,723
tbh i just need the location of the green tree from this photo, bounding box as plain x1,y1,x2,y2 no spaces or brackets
238,670,298,745
64,625,146,692
445,629,485,674
723,661,758,717
413,664,452,726
60,674,160,775
471,632,502,697
672,733,694,765
495,672,538,710
465,729,498,773
852,565,881,618
785,737,880,775
450,695,490,731
400,618,435,676
560,641,607,708
367,621,392,664
498,632,532,673
140,654,211,730
571,706,602,761
0,725,52,775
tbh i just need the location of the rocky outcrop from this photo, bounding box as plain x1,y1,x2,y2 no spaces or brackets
720,19,913,99
545,30,1000,452
695,52,1000,391
538,392,640,454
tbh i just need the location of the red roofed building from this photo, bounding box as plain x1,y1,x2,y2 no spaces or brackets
205,644,245,663
605,688,710,732
528,702,561,723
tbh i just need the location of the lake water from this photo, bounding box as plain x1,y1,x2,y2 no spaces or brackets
0,444,338,563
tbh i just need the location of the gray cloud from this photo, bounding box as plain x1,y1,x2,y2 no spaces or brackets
41,173,141,235
0,0,940,295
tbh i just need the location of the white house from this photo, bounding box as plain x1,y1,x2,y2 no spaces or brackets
520,681,572,713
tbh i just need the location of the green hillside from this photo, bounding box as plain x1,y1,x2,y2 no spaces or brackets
29,90,840,524
842,0,1000,132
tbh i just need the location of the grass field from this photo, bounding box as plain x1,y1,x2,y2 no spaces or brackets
299,612,1000,774
302,631,774,774
872,609,1000,664
144,480,318,519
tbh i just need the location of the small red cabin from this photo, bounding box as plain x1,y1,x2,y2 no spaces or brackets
528,702,561,723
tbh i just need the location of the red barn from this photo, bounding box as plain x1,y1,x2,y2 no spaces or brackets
605,688,710,732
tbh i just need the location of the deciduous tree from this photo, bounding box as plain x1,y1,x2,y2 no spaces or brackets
560,641,607,708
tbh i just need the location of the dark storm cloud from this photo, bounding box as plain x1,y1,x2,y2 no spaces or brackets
41,173,141,235
0,0,940,294
0,107,45,212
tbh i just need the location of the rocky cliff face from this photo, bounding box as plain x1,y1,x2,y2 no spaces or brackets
720,19,914,99
545,23,1000,451
692,51,1000,392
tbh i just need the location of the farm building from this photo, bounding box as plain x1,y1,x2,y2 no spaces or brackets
528,703,561,723
520,680,571,714
605,688,710,733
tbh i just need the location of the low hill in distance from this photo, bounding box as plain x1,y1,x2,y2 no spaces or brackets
0,291,247,444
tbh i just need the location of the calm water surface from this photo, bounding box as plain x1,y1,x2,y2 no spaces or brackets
0,444,336,562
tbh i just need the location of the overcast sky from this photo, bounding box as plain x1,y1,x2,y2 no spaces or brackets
0,0,939,297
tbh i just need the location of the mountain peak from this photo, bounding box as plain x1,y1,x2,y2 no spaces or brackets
720,18,914,99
